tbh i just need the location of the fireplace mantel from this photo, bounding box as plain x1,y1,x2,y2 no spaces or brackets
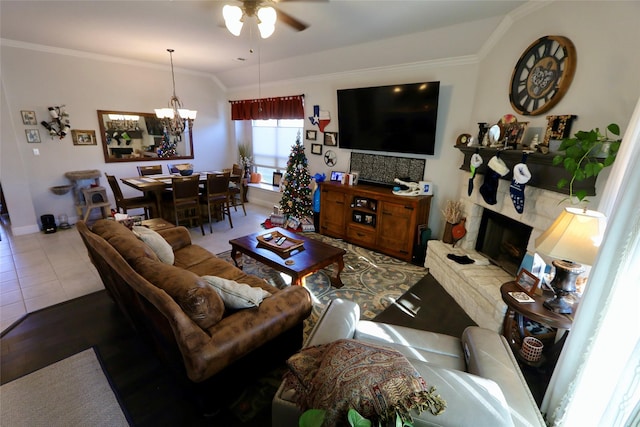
456,146,596,197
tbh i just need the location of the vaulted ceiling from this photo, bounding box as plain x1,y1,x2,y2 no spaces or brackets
1,1,527,87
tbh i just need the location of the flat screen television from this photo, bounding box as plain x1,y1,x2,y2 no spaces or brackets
337,81,440,155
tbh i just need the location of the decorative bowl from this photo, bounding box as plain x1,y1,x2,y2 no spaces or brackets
179,169,194,176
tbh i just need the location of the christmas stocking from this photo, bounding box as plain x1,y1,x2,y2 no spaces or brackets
479,154,509,205
510,153,531,214
468,152,483,196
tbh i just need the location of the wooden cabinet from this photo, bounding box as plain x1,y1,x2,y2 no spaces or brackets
319,182,431,262
319,187,348,238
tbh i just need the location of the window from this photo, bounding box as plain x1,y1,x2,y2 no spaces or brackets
252,119,304,184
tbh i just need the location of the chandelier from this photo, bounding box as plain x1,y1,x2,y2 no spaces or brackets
155,49,197,137
223,2,277,39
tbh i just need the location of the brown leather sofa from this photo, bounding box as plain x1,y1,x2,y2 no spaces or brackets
77,219,312,396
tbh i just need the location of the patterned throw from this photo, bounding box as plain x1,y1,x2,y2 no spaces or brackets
284,339,446,426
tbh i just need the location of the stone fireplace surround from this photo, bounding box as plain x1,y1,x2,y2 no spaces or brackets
426,172,571,332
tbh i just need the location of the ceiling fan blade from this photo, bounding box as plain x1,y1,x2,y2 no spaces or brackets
275,7,308,31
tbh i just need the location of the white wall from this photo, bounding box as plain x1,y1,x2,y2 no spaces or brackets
0,46,231,233
3,1,639,236
227,1,640,238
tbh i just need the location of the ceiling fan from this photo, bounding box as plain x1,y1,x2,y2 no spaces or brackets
223,0,313,38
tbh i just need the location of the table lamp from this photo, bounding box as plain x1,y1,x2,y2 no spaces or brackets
535,207,607,314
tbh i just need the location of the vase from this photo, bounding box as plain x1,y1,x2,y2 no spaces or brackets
442,221,457,244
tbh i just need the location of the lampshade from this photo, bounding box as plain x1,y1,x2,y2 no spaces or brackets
257,6,276,38
535,207,607,266
223,5,243,36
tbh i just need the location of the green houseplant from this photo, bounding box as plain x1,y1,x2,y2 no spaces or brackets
299,408,414,427
553,123,621,203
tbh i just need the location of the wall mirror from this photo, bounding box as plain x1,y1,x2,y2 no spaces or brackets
97,110,194,163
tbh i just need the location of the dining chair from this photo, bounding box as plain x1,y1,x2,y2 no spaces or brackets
105,173,155,219
137,165,162,176
166,174,204,235
200,172,233,233
228,164,247,216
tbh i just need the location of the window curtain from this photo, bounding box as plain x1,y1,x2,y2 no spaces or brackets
230,95,304,120
541,96,640,426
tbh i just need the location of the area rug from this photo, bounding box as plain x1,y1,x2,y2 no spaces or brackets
218,233,428,336
0,348,130,427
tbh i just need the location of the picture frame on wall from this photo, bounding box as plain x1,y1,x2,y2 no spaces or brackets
306,130,317,141
25,129,41,143
21,110,37,125
515,269,540,296
71,129,97,145
311,143,323,155
324,131,338,146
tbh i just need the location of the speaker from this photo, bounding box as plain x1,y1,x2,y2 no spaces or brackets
41,214,57,234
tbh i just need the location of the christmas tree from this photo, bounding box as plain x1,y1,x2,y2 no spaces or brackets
280,132,313,221
157,128,177,158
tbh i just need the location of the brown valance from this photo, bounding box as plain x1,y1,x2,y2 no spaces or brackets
229,95,304,120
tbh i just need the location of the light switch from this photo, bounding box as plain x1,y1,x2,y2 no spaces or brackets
33,148,40,155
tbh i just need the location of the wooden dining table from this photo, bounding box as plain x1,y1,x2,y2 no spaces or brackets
121,172,240,219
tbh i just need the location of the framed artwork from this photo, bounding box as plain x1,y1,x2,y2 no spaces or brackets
311,143,322,155
324,132,338,146
543,114,576,147
72,129,97,145
306,130,317,141
21,110,37,125
516,269,540,296
272,171,283,187
25,129,41,143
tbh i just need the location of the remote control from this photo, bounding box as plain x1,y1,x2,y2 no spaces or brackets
263,233,273,241
276,236,286,246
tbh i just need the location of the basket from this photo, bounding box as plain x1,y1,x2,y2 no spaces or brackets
520,336,544,362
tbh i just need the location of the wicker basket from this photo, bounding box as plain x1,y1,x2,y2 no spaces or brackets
50,185,73,195
520,336,544,362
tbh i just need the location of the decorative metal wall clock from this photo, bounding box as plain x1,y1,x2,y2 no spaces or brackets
509,35,577,116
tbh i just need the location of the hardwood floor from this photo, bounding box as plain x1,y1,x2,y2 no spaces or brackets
1,291,272,426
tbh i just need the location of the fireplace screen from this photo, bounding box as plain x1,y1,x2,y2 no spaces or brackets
475,210,533,276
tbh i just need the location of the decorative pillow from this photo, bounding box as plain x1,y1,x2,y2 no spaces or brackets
132,226,174,265
134,258,224,330
201,275,271,309
284,339,446,425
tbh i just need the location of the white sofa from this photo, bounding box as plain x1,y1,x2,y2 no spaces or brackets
272,299,545,427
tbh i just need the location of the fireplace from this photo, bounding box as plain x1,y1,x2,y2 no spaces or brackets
475,209,533,276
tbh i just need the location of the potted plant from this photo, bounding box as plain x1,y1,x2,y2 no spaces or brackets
300,408,413,427
238,143,252,179
553,123,621,203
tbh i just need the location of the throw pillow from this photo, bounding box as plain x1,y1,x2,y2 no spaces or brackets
201,275,271,309
284,339,446,425
132,226,174,265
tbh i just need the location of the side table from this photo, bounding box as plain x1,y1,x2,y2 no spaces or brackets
500,281,573,368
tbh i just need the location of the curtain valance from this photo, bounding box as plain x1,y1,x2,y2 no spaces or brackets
230,95,304,120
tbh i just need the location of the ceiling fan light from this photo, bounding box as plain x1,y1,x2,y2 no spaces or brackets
257,6,277,26
258,22,275,38
223,5,244,36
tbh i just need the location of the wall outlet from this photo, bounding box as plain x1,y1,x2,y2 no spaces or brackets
33,148,40,156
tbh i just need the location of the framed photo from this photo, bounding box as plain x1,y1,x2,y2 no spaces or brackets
72,129,97,145
21,110,37,125
324,131,338,146
504,121,529,148
543,114,576,147
515,269,540,296
272,171,283,187
25,129,41,143
306,130,317,141
311,143,323,155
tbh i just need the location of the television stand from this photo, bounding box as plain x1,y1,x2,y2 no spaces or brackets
318,181,431,263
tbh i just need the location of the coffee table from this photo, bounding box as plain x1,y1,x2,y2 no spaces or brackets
229,227,346,288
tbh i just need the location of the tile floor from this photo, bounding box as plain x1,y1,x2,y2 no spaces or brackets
0,204,271,332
